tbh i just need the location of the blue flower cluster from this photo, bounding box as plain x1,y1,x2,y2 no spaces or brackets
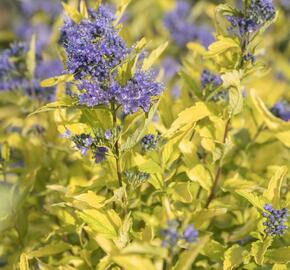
161,57,180,81
262,204,289,237
0,42,62,100
60,6,130,81
200,69,222,88
20,0,61,17
164,1,214,48
141,134,160,152
62,129,108,164
161,220,198,248
61,5,164,114
16,23,52,53
227,0,276,36
270,100,290,121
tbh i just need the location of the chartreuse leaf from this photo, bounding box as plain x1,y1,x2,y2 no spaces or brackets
77,209,118,238
134,154,162,174
97,256,113,270
93,234,119,255
164,102,211,138
62,3,83,24
40,74,74,87
187,42,207,55
73,191,106,209
0,183,20,232
168,182,193,203
251,237,272,265
121,242,166,258
112,255,156,270
265,247,290,264
223,245,244,270
202,239,226,261
222,178,258,192
275,130,290,147
174,234,210,270
235,190,265,211
142,42,168,71
190,208,227,229
29,98,74,116
19,254,30,270
121,102,159,152
205,36,240,58
250,90,290,130
26,34,36,79
263,166,287,208
221,70,243,115
114,0,131,25
1,141,10,163
187,164,213,193
27,242,71,258
79,0,88,18
272,264,288,270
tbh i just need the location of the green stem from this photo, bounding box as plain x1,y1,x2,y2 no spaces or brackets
245,123,266,151
164,250,173,270
205,118,231,208
112,104,123,189
111,103,128,215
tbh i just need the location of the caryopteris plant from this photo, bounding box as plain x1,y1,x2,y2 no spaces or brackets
0,0,289,269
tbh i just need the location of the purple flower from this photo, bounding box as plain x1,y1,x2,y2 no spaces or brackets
60,6,130,81
270,101,290,121
115,71,164,114
94,147,108,163
0,42,61,100
262,204,288,237
20,0,61,17
16,23,53,53
226,0,276,36
183,225,198,243
141,134,160,151
161,220,180,248
164,1,214,48
104,129,112,140
60,5,164,114
200,69,222,88
61,128,72,139
161,57,180,81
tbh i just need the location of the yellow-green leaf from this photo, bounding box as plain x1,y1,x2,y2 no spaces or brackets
205,37,240,57
142,42,168,71
187,164,213,193
250,90,290,130
1,141,10,162
19,254,30,270
251,237,272,265
113,255,156,270
265,247,290,264
174,234,210,270
165,102,211,138
115,0,131,25
235,190,265,211
223,245,243,270
73,191,106,209
29,99,74,116
26,35,36,79
191,208,227,229
263,166,287,208
77,210,118,238
62,3,83,24
40,74,74,87
28,242,71,258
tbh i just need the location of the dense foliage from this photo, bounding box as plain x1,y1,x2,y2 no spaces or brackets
0,0,290,269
